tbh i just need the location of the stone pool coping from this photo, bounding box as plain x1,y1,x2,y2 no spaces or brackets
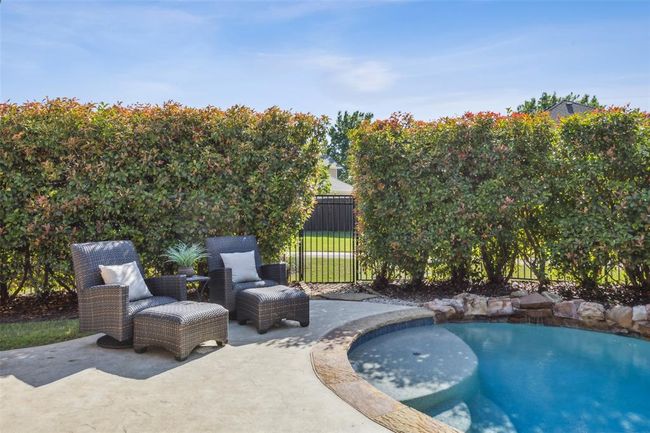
310,308,461,433
425,293,650,341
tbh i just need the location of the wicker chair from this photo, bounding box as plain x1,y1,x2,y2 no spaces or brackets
205,235,287,314
71,240,187,347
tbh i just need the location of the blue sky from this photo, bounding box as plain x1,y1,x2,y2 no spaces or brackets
2,0,649,119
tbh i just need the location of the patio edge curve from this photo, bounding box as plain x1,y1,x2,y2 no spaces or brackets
310,308,461,433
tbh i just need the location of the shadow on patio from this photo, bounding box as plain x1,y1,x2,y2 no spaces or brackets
0,300,410,387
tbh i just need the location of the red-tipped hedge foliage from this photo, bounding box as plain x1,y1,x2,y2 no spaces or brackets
0,99,327,301
350,109,649,290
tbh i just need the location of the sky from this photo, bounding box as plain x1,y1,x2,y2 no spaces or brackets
2,0,649,120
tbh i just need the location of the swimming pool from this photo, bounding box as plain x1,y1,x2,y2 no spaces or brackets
348,322,650,433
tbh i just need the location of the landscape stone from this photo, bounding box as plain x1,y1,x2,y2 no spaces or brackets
542,291,563,303
487,298,514,316
519,292,554,309
578,302,605,322
460,295,488,316
510,290,528,298
606,305,633,329
523,308,552,319
632,305,648,322
423,303,456,322
553,300,583,319
430,298,464,314
633,321,650,338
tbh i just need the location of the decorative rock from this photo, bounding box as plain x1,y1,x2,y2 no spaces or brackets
510,290,528,298
542,291,563,303
487,298,514,316
633,321,650,338
456,294,488,316
606,305,633,329
430,298,464,314
577,302,605,322
519,293,554,309
423,303,457,322
523,308,553,319
632,305,648,322
553,300,583,319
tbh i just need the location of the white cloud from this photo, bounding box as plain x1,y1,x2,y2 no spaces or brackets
296,54,397,93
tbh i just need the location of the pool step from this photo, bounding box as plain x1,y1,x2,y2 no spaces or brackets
348,326,479,407
432,400,472,433
428,393,517,433
348,325,517,432
466,394,517,433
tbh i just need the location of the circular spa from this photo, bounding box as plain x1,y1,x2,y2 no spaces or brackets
348,322,650,433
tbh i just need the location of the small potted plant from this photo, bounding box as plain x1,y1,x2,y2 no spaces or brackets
162,241,209,277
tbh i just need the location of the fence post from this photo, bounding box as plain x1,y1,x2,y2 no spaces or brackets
298,229,304,281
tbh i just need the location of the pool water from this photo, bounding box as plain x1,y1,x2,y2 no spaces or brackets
349,322,650,433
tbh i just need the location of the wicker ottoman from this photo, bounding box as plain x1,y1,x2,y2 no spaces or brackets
133,301,228,361
236,285,309,334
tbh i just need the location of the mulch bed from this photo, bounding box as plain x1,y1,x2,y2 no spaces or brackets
309,280,650,308
1,291,80,324
3,281,647,324
557,284,650,308
0,288,207,324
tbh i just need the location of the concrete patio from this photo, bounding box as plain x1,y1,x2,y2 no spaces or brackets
0,300,410,433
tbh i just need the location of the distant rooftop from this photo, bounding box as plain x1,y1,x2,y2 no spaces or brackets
321,156,352,194
546,100,596,121
322,155,340,168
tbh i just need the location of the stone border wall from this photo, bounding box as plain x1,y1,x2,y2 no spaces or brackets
424,292,650,339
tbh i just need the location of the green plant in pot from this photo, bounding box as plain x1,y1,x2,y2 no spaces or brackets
163,242,209,277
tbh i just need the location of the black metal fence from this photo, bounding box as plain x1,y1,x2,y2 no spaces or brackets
283,195,357,283
284,195,630,285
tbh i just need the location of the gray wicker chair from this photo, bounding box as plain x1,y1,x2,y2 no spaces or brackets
205,235,287,314
71,240,187,347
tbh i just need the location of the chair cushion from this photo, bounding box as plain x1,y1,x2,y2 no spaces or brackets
127,296,177,318
237,285,308,304
135,301,228,325
206,236,262,272
100,261,152,301
233,279,277,291
220,250,261,283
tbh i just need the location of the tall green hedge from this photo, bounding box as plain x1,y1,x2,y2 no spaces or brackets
350,109,649,290
0,99,327,302
552,109,650,289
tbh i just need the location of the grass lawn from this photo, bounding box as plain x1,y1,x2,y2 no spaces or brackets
0,319,90,351
287,257,356,282
302,231,353,252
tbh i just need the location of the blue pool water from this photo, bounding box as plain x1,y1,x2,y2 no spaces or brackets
349,323,650,433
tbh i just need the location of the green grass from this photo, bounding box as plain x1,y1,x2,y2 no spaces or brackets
288,257,356,282
302,231,353,252
0,319,89,351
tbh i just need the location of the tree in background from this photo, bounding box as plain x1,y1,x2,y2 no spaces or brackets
327,110,373,182
515,92,602,114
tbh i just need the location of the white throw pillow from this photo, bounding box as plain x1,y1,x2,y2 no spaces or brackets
220,250,261,283
99,261,152,301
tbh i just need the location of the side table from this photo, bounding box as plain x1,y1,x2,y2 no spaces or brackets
185,275,210,301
